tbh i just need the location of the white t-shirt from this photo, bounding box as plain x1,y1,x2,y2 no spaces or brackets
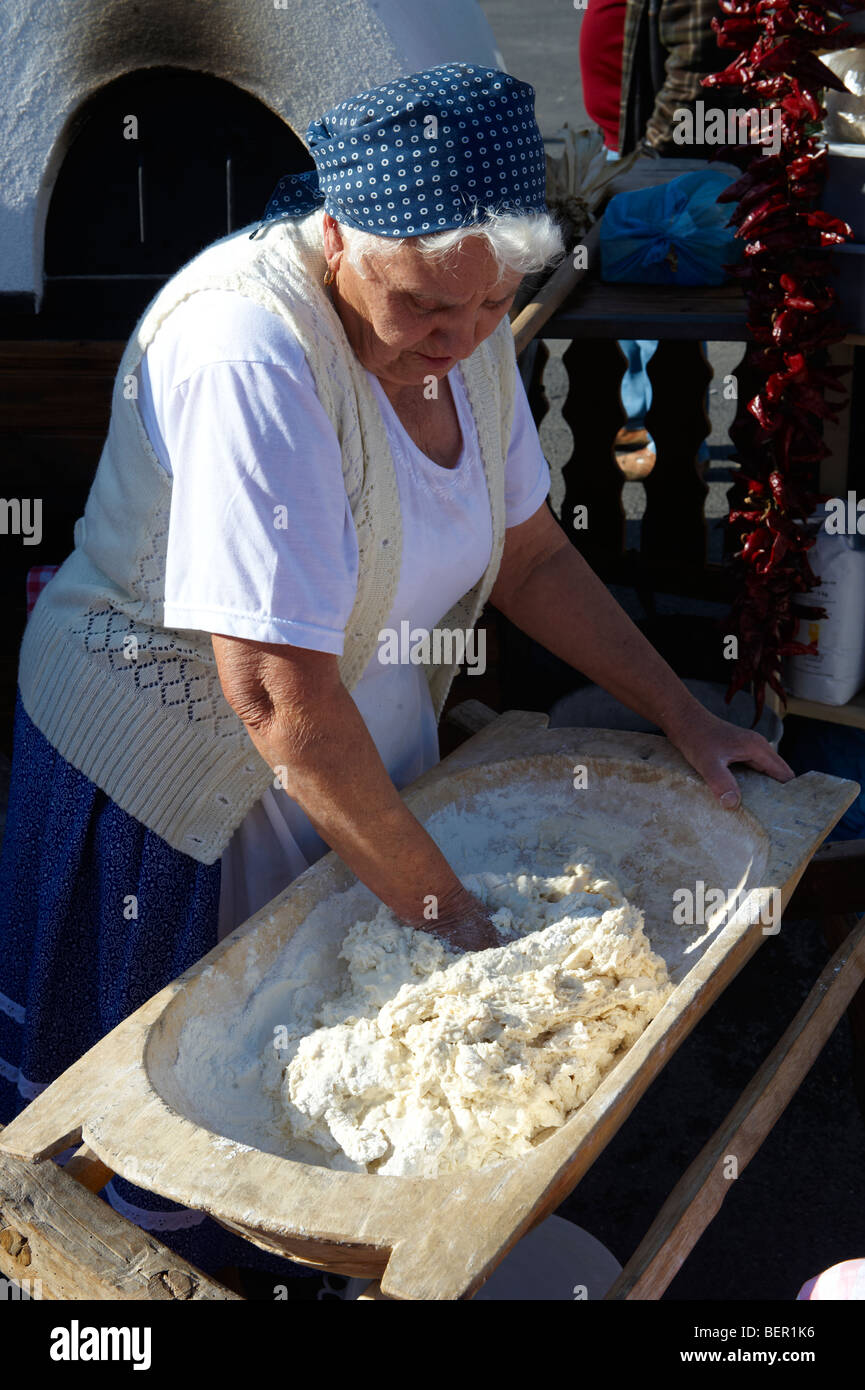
136,290,550,937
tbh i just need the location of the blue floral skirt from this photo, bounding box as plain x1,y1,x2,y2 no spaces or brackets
0,688,314,1282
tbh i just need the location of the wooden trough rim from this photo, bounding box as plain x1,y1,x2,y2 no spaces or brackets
0,718,858,1299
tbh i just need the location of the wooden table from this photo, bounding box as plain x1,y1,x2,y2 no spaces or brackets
1,702,862,1302
543,278,748,342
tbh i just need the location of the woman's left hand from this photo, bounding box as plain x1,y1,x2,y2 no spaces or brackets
664,704,795,810
491,506,796,812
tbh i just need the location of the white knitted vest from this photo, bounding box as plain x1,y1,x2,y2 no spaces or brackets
18,215,516,864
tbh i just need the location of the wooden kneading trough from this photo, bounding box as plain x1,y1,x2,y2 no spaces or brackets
1,717,858,1301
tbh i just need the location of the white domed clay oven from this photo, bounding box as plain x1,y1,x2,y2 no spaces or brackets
0,0,504,328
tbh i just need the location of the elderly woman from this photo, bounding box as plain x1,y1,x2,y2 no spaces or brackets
0,64,791,1281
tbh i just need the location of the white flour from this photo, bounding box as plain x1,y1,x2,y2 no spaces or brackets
278,836,673,1178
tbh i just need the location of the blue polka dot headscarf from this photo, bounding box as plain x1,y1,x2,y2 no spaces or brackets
250,63,547,240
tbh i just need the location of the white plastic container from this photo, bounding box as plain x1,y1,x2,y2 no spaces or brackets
824,144,865,242
784,500,865,705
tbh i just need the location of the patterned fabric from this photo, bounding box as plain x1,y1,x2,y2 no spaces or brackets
253,63,547,238
618,0,736,156
25,565,59,619
0,688,314,1280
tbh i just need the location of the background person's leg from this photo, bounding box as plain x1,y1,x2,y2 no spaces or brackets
619,338,657,441
616,339,657,478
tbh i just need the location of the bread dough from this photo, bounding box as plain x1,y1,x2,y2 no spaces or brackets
279,850,673,1178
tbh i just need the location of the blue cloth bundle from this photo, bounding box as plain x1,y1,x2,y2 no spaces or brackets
600,168,744,287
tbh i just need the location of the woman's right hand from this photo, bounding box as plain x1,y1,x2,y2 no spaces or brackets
211,636,503,956
411,884,501,953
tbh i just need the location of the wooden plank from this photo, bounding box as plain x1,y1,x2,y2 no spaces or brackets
821,914,865,1119
785,688,865,730
409,708,550,786
605,913,865,1300
545,279,749,342
511,223,603,356
0,1126,238,1300
1,727,854,1301
441,699,500,739
0,341,123,435
0,341,126,365
540,277,862,345
602,157,742,200
356,1280,392,1300
0,389,115,434
63,1144,114,1195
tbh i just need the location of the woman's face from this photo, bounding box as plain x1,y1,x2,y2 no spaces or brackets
323,214,523,390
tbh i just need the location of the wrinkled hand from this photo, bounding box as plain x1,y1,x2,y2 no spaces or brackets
408,885,500,953
664,704,794,810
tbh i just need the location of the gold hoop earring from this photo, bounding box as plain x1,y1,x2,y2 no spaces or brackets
323,266,336,286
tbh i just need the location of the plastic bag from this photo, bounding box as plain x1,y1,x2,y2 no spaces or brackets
822,48,865,144
544,123,638,243
600,168,743,286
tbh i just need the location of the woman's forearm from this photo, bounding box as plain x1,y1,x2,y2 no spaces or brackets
494,540,700,736
239,681,488,937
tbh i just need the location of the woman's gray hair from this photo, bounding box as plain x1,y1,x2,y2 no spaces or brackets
335,207,565,280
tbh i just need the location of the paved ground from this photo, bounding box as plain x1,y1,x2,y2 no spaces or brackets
475,0,865,1302
480,0,590,134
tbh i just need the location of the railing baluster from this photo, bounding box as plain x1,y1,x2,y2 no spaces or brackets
559,337,628,570
642,341,711,573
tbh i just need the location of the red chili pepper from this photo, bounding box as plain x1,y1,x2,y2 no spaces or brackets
787,151,825,179
757,531,790,574
742,527,773,561
720,154,788,198
770,466,796,509
737,198,794,238
713,15,763,45
772,307,803,344
746,231,802,254
781,83,822,121
732,178,787,220
704,61,757,87
748,394,783,430
804,209,853,236
707,4,856,721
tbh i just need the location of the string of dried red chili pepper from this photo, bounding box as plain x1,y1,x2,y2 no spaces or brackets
703,0,865,723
